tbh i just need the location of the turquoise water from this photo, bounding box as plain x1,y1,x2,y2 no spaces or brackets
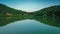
0,19,60,34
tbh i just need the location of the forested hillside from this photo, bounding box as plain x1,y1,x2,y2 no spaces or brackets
32,5,60,27
0,4,60,27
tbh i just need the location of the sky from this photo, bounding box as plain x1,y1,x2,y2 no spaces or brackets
0,0,60,12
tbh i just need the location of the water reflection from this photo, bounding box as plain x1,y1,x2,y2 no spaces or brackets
0,17,26,26
0,19,60,34
0,17,60,27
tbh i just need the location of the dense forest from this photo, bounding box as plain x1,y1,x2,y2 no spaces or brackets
0,4,30,17
0,4,60,27
32,5,60,27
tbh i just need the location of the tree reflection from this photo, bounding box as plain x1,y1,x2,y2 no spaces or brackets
0,17,60,27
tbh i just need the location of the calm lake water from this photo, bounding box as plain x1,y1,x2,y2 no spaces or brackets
0,19,60,34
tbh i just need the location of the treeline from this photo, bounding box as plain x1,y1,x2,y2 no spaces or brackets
0,4,60,27
32,5,60,27
0,4,29,17
0,4,60,20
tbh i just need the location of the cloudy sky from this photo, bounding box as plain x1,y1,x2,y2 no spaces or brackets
0,0,60,12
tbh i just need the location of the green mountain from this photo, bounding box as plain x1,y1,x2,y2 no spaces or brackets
0,4,30,26
32,5,60,27
33,5,60,17
0,4,28,17
0,4,60,27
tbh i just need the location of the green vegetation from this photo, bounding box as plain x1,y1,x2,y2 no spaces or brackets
0,4,60,27
32,5,60,27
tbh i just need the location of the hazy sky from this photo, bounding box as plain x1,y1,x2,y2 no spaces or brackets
0,0,60,12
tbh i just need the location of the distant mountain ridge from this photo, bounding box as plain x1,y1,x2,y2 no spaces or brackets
0,4,60,16
0,4,60,18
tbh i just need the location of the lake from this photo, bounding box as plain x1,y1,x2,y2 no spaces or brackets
0,19,60,34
